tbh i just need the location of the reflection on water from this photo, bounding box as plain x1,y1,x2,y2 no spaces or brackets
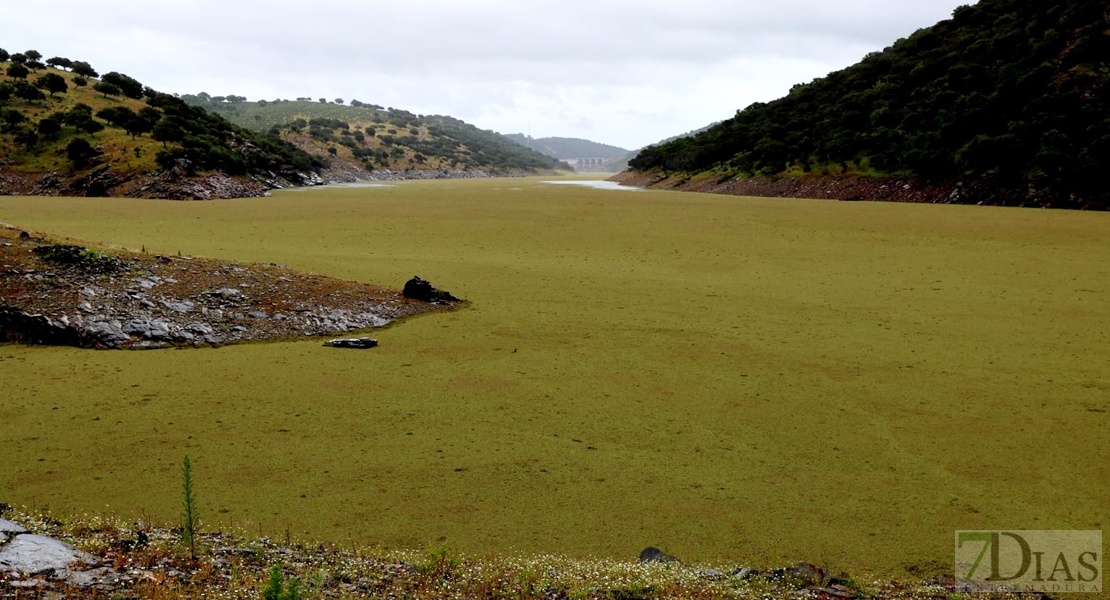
542,180,643,191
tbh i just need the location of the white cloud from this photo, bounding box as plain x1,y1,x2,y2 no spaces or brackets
1,0,973,149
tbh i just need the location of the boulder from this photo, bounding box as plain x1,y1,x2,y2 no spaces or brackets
0,519,28,534
402,276,460,303
325,337,379,349
0,533,94,576
638,546,680,563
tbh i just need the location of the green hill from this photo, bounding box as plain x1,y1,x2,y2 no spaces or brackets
0,51,323,198
180,95,568,173
627,0,1110,209
504,134,629,160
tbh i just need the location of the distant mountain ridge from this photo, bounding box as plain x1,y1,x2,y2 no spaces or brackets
504,134,628,160
627,0,1110,209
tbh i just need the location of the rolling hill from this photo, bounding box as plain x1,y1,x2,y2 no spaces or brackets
624,0,1110,209
0,54,324,198
0,51,568,199
180,95,569,174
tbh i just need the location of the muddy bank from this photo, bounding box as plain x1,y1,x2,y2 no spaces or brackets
609,170,1107,210
0,223,459,349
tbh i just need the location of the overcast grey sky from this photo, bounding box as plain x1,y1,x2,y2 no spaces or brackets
2,1,972,150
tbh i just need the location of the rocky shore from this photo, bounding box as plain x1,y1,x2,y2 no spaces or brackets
610,170,1105,210
0,164,521,201
0,223,459,349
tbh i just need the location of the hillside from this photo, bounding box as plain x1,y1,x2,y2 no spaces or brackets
180,95,569,174
503,134,628,160
625,0,1110,210
0,51,324,198
601,123,721,172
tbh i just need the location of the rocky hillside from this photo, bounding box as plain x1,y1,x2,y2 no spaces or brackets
180,96,569,174
627,0,1110,209
0,50,327,199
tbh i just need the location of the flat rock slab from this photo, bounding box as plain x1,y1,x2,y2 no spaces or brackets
0,533,94,575
0,518,28,534
325,337,379,349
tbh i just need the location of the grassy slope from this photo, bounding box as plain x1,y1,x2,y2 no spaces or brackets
1,181,1108,577
192,100,566,172
0,67,164,173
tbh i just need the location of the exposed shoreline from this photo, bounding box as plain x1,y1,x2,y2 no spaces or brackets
0,165,536,201
609,170,1107,210
0,223,458,349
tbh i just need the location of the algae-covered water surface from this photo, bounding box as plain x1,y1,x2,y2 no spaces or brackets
1,178,1107,576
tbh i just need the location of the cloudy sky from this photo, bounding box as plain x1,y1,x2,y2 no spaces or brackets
3,1,971,150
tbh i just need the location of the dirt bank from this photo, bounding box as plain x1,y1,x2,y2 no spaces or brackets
609,170,1106,210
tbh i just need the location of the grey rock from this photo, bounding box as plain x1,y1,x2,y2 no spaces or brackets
248,310,268,319
325,337,378,349
638,547,680,563
122,319,151,336
162,300,194,313
0,518,28,534
147,320,170,339
0,533,94,576
82,321,129,347
186,322,214,335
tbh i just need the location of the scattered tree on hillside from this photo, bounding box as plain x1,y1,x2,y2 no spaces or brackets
12,80,45,102
225,95,246,103
23,50,41,62
93,81,122,98
334,98,344,105
350,99,363,107
101,72,143,99
71,61,98,78
318,98,327,103
66,137,99,167
0,108,26,131
0,49,9,62
37,113,63,137
65,105,104,136
152,119,184,147
13,127,39,150
0,82,12,103
96,106,137,127
296,97,311,102
72,76,87,87
34,72,68,97
9,53,26,64
46,57,73,70
25,60,45,72
6,63,29,79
